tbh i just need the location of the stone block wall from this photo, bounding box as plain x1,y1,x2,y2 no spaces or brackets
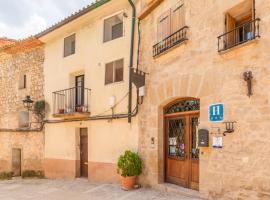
0,44,45,173
138,0,270,199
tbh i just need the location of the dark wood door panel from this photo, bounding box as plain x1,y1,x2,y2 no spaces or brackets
80,128,88,177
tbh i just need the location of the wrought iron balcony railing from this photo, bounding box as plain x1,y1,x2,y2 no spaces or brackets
153,26,189,57
218,18,260,52
52,86,91,117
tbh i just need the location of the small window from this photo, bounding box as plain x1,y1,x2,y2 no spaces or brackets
19,74,26,89
224,0,254,48
104,14,123,42
105,59,124,85
64,34,76,57
18,111,29,128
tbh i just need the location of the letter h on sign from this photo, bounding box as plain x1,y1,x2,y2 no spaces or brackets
209,103,224,122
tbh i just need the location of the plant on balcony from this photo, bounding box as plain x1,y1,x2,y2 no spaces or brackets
117,150,142,190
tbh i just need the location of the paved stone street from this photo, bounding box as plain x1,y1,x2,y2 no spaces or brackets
0,179,201,200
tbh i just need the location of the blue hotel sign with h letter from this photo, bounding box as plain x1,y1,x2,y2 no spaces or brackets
209,103,224,122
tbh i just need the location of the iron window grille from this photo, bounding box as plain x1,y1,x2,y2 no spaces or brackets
153,26,189,57
218,18,260,52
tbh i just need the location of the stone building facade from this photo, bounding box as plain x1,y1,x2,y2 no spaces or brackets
0,39,45,175
137,0,270,199
0,0,269,199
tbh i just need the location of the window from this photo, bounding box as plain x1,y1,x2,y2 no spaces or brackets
104,14,123,42
105,59,124,85
64,34,76,57
157,1,185,42
217,0,259,52
18,111,29,128
19,74,26,89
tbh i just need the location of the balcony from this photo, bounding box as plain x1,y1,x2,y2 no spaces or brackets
153,26,189,57
218,18,260,52
52,87,91,119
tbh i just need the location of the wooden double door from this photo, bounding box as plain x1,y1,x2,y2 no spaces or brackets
165,112,199,190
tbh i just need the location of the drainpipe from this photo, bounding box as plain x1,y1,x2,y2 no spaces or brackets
128,0,136,123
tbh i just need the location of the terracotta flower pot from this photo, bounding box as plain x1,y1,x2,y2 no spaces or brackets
59,109,65,114
121,176,136,190
76,106,83,112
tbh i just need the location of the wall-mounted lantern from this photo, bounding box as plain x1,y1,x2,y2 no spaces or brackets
243,71,253,97
23,95,34,111
223,121,237,136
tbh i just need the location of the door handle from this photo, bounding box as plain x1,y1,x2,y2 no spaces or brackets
84,162,88,165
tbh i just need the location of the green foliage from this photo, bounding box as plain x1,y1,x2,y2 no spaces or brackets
0,172,13,180
22,170,45,179
33,100,46,121
117,150,142,177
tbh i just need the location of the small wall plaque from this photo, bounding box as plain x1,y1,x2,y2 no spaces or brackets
212,136,223,148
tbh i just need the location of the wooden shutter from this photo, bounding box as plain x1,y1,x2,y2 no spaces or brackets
226,13,236,47
157,10,171,42
105,62,114,85
251,0,255,38
171,1,185,33
114,59,124,82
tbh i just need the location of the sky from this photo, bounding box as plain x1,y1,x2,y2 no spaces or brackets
0,0,95,39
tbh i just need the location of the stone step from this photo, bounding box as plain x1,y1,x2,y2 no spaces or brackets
153,183,202,199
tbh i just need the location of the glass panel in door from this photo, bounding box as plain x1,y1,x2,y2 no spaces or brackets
168,118,186,158
76,75,84,107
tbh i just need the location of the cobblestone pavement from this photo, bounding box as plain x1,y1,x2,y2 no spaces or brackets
0,179,201,200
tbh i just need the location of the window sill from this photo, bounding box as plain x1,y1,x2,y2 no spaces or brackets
218,37,259,55
63,53,76,58
105,80,125,87
103,36,124,44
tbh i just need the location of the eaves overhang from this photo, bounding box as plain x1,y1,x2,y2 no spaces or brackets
35,0,111,39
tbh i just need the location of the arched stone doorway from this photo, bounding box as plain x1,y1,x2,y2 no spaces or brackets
163,98,200,190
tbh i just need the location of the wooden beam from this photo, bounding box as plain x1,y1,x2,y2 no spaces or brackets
139,0,164,20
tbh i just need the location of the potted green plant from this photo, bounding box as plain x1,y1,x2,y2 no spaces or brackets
117,150,142,190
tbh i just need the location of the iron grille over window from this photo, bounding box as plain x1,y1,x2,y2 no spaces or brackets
165,99,200,114
153,1,187,57
218,18,260,52
153,26,188,57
